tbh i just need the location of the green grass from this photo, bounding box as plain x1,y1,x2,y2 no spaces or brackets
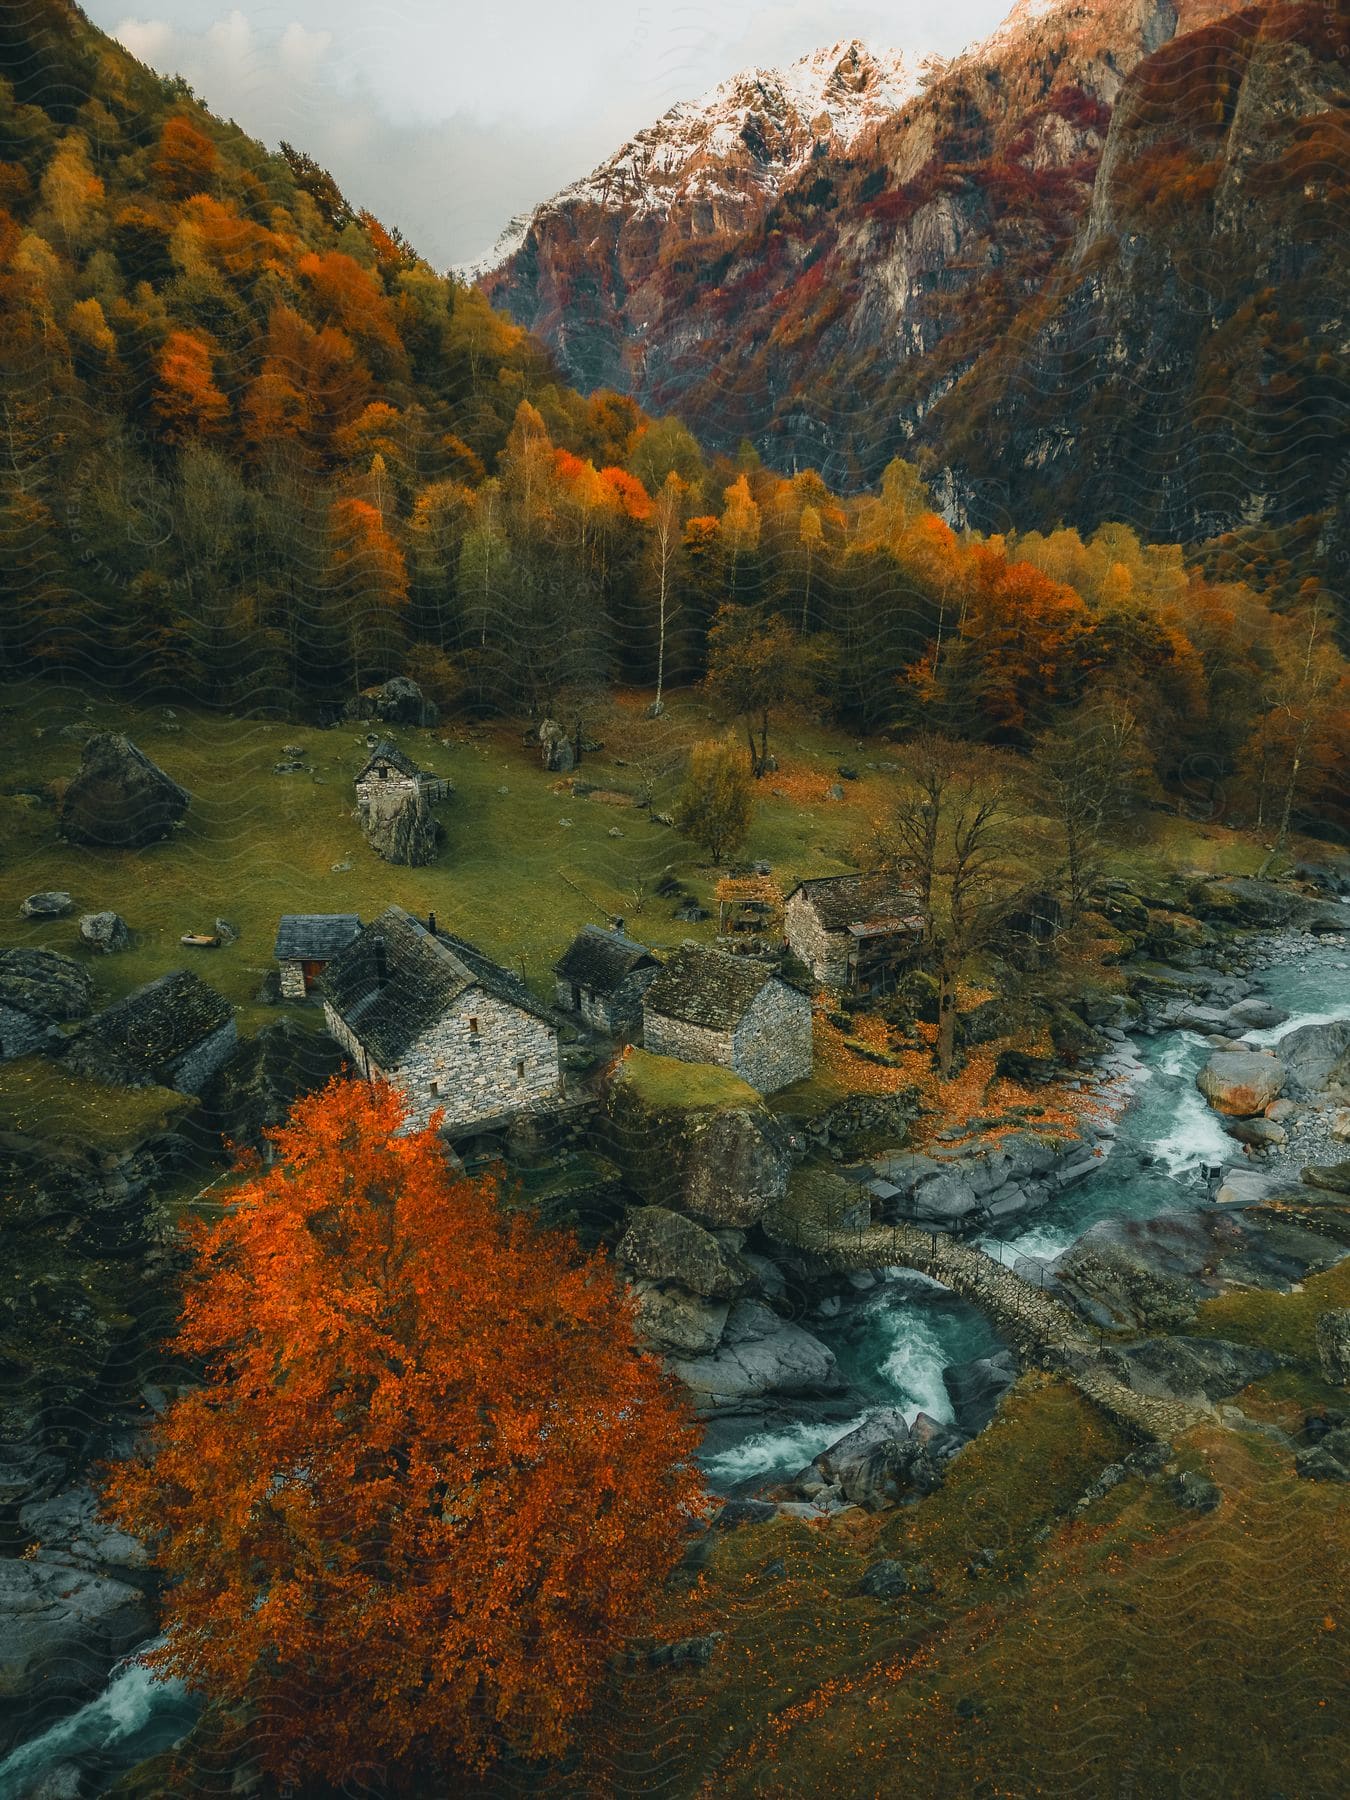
0,685,880,1036
572,1386,1347,1798
1192,1256,1350,1365
0,1056,196,1151
616,1047,760,1112
1,679,1317,1054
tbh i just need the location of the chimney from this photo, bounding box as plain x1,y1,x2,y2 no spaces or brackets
373,936,388,986
427,911,437,937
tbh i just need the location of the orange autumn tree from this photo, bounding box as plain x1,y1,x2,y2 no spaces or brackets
104,1078,705,1786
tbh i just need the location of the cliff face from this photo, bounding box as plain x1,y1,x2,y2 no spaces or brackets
477,0,1345,557
478,41,918,393
932,3,1349,556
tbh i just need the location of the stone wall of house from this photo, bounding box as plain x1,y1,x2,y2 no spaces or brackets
559,968,657,1039
785,892,850,988
323,1002,373,1078
278,960,308,1000
400,991,561,1131
164,1018,239,1094
733,981,813,1094
642,1009,737,1073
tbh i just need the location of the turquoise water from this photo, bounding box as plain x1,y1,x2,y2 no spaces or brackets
699,1272,1000,1488
0,1649,197,1800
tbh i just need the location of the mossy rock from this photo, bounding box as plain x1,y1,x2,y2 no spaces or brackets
604,1051,792,1228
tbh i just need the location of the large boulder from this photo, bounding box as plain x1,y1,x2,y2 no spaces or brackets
605,1053,793,1229
1316,1311,1350,1386
59,734,190,848
1196,1050,1285,1117
1054,1206,1349,1333
616,1206,752,1299
0,949,93,1059
19,891,73,918
943,1350,1018,1433
1303,1161,1350,1196
202,1019,344,1153
362,788,439,866
1279,1020,1350,1096
342,675,437,727
671,1300,841,1406
1105,1335,1279,1403
631,1283,729,1357
77,910,131,954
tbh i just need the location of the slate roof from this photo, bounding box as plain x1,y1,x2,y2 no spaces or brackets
787,871,924,932
322,907,553,1066
643,945,783,1031
274,914,363,963
554,925,658,994
65,970,232,1084
354,739,422,784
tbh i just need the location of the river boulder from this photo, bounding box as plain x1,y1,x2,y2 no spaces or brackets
670,1300,841,1406
616,1206,752,1299
59,734,190,848
1278,1020,1350,1096
631,1283,730,1357
1196,1050,1285,1117
0,1561,154,1755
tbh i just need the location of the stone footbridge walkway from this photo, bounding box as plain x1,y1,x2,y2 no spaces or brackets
786,1217,1209,1442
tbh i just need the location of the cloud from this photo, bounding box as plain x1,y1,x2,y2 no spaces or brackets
94,2,1011,270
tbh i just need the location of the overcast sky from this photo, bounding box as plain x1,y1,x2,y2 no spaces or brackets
84,1,1013,270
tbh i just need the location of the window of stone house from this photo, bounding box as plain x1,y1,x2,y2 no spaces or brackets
516,1058,526,1079
469,1016,479,1034
378,765,388,779
429,1080,439,1095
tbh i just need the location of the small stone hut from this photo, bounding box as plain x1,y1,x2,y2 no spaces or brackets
641,945,812,1095
553,924,659,1038
322,906,562,1133
354,738,449,821
273,914,363,999
784,872,925,994
63,969,236,1093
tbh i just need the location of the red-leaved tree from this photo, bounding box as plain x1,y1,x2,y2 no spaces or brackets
104,1078,705,1786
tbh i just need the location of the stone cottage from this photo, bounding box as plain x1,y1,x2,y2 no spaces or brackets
322,906,563,1133
63,969,237,1093
641,945,812,1095
273,914,363,1000
354,739,451,867
784,872,925,995
553,924,660,1039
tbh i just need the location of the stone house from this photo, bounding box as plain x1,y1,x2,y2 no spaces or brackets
322,906,563,1133
353,738,449,823
553,924,660,1038
784,872,925,995
63,970,237,1093
273,914,363,1000
641,945,812,1095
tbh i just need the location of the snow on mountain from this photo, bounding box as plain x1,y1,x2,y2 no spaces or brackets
467,39,913,271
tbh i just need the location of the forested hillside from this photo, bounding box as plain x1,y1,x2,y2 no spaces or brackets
0,0,1345,839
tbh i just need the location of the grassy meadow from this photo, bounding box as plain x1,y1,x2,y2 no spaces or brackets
0,680,1276,1049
